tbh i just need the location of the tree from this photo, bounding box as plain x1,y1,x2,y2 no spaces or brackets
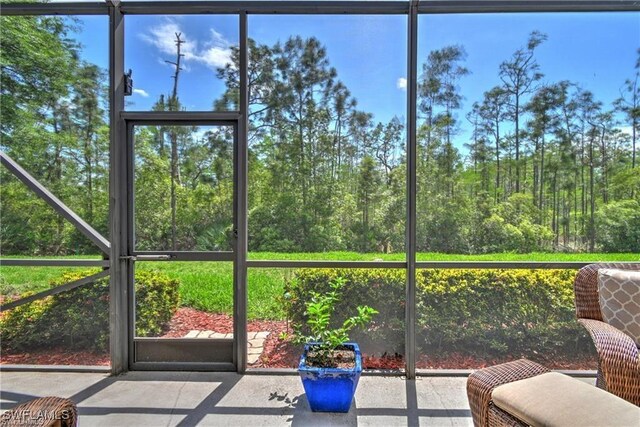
215,39,276,145
71,63,107,227
356,155,381,252
465,104,492,195
418,46,469,192
166,33,185,250
330,81,357,179
4,22,640,257
372,116,403,184
478,86,510,202
269,36,337,243
0,16,79,139
614,48,639,170
499,31,547,193
579,92,604,251
526,83,562,215
474,193,553,253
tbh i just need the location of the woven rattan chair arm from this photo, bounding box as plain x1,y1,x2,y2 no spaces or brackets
579,318,640,405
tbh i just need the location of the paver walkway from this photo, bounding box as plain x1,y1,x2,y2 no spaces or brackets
183,331,270,364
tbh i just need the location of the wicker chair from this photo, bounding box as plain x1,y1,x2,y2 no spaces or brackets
467,359,549,427
467,358,640,427
0,396,77,427
574,262,640,405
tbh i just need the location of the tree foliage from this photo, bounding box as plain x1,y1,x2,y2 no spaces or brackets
1,19,637,255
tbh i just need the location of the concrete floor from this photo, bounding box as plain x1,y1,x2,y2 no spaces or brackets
0,371,474,426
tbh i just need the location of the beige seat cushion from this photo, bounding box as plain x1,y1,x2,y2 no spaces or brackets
492,372,640,427
598,268,640,346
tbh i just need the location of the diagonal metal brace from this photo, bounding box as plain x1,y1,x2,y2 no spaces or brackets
0,269,110,312
0,151,111,254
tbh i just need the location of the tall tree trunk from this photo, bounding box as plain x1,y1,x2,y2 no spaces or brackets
633,85,638,169
589,132,596,252
539,134,545,214
580,127,586,245
84,124,94,224
599,124,608,204
633,115,637,169
552,169,558,248
574,165,579,248
532,136,540,219
495,121,501,203
51,110,65,254
167,33,184,250
515,94,521,193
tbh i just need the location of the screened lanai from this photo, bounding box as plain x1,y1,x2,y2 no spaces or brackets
1,0,639,394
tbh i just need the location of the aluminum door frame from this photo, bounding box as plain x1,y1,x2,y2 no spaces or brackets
123,112,243,371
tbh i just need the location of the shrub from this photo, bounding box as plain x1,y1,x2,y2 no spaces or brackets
295,276,378,367
0,269,180,352
133,270,181,337
595,200,640,252
416,269,587,357
0,294,51,350
285,269,406,355
286,268,591,360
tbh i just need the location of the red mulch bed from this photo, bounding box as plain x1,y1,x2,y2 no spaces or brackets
160,307,287,338
1,308,598,370
0,349,110,366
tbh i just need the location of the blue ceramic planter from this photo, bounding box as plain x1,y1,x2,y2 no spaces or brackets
298,342,362,413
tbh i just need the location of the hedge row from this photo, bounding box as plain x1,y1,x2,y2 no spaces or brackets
285,268,592,359
0,270,180,352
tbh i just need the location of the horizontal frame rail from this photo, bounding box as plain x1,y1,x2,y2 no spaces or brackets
119,1,640,15
0,269,110,312
121,111,240,122
247,260,406,269
414,261,639,269
120,1,409,15
417,0,640,13
0,2,109,15
0,151,111,255
133,251,235,261
3,1,637,16
0,259,110,267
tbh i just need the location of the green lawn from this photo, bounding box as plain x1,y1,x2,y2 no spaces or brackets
2,252,638,320
250,251,640,262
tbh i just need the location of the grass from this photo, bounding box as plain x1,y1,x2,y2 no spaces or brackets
136,262,290,320
2,252,638,320
250,251,640,262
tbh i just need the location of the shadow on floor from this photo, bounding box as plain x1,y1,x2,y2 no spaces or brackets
1,372,472,426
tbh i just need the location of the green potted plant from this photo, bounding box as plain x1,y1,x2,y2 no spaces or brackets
296,277,378,412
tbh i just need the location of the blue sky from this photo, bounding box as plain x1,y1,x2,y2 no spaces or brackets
75,12,638,148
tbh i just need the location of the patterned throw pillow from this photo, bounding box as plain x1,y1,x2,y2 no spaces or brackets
598,268,640,347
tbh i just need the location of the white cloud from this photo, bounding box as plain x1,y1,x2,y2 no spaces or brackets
140,20,195,58
193,28,233,69
397,77,407,91
140,18,233,72
209,29,227,46
133,89,149,98
196,46,232,69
